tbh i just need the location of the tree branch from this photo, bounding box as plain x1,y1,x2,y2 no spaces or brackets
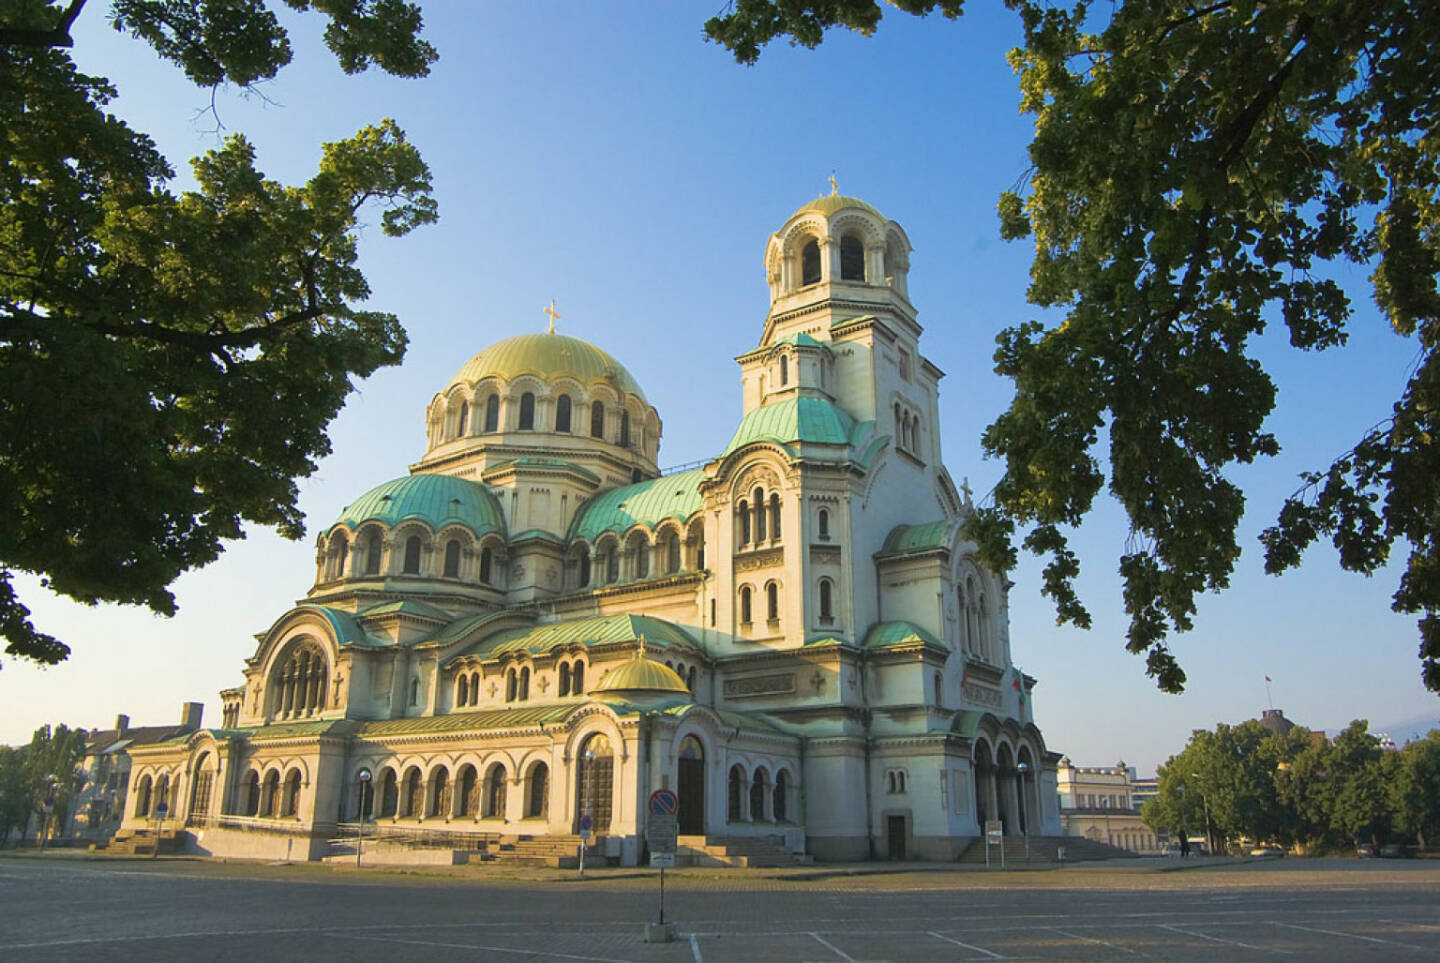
0,0,87,49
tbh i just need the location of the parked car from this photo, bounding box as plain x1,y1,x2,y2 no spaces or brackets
1379,843,1415,859
1248,845,1285,858
1356,843,1377,857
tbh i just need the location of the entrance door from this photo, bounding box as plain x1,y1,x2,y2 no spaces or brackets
887,815,907,859
577,733,614,834
677,736,704,835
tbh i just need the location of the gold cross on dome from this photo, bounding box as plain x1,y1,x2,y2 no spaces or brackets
543,299,561,334
828,172,838,195
636,634,648,659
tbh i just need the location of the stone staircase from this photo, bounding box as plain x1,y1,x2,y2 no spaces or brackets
478,833,607,869
958,834,1134,865
93,827,183,856
677,834,812,868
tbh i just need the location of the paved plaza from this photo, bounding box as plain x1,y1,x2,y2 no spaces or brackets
1,854,1437,961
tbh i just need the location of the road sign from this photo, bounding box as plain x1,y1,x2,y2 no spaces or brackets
156,803,169,820
648,789,678,816
649,852,676,868
985,819,1003,843
646,809,678,855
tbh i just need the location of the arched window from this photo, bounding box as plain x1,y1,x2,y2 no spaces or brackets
409,678,420,707
766,582,779,621
780,355,789,386
728,765,745,821
801,239,821,285
687,666,697,692
135,775,153,817
590,400,605,438
403,768,422,817
456,765,477,816
457,675,470,707
363,532,382,574
243,771,260,816
750,768,769,821
774,770,789,822
480,546,493,585
519,392,535,429
281,769,301,817
380,769,398,817
571,661,584,693
518,666,530,701
740,585,753,623
620,411,631,448
555,394,572,433
666,533,681,573
505,668,517,703
934,670,943,706
402,535,422,575
840,234,865,280
443,539,461,578
526,763,548,818
769,493,781,539
456,400,469,437
558,662,571,697
818,508,830,539
753,487,766,540
270,640,328,720
737,500,750,545
428,768,449,818
576,734,613,833
484,394,499,432
634,537,649,579
484,765,507,818
327,532,348,580
819,578,834,621
578,552,591,586
604,546,619,584
261,771,279,816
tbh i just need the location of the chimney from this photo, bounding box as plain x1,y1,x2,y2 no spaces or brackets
180,701,204,731
115,713,129,734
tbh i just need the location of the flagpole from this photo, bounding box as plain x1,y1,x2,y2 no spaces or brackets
1264,676,1273,710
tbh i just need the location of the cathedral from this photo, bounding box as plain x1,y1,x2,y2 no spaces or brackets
117,193,1063,865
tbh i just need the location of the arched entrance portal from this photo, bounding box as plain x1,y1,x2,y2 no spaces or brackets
576,733,614,834
678,736,704,835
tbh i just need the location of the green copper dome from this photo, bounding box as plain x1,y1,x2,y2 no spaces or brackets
792,194,884,221
592,656,690,695
334,474,505,536
445,332,647,402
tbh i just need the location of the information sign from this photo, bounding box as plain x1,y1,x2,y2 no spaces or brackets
156,803,170,820
985,819,1003,843
579,813,592,842
649,852,676,868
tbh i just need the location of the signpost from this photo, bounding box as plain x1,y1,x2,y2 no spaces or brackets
645,789,680,941
153,802,169,860
984,819,1004,869
578,812,593,877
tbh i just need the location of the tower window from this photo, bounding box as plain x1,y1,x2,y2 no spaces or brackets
403,536,422,575
480,546,493,585
484,394,499,432
737,500,750,545
591,401,605,439
620,411,631,448
766,582,779,621
443,539,461,578
519,392,535,430
555,394,572,433
818,508,830,540
819,578,834,621
801,239,821,285
840,234,865,281
769,493,781,539
753,487,766,541
739,586,752,624
780,355,789,386
456,400,469,437
364,532,382,574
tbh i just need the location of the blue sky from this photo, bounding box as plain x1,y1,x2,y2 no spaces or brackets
3,3,1434,771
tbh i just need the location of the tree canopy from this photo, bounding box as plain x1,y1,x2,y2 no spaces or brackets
0,1,437,667
707,0,1440,694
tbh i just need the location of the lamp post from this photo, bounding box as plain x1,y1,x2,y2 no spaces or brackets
579,748,596,878
38,774,57,851
1176,784,1187,856
356,767,372,869
1015,761,1030,863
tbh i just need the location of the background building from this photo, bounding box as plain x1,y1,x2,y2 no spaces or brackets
1056,758,1159,854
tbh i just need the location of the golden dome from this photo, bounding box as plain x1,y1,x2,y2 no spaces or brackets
444,332,647,401
592,656,690,695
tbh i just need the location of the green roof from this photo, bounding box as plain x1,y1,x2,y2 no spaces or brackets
772,332,828,348
445,332,647,402
657,704,789,736
722,397,857,457
450,613,701,663
294,605,389,648
862,620,943,650
570,469,705,541
334,474,505,537
361,705,575,736
878,520,960,558
230,719,351,740
793,194,885,221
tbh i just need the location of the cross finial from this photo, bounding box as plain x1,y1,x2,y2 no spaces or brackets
543,299,561,334
828,172,838,195
636,634,647,659
960,476,973,505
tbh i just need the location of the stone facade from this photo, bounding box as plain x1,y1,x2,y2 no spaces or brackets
1056,758,1159,854
119,193,1063,864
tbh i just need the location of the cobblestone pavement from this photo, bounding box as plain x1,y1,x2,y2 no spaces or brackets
1,853,1438,961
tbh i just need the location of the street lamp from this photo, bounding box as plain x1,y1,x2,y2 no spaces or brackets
1015,761,1030,863
38,774,57,851
1190,772,1213,855
356,767,372,868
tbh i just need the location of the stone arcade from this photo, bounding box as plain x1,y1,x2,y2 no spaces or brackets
118,193,1064,865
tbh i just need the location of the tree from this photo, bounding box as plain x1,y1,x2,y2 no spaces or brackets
0,1,438,667
1387,730,1440,850
707,0,1440,694
22,723,87,842
0,746,30,846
